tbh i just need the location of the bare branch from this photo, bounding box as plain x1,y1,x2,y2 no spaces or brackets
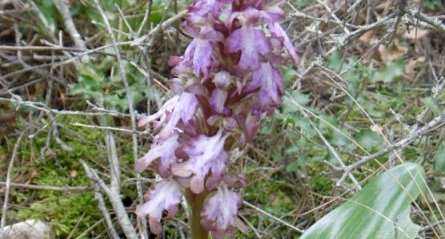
336,114,445,173
1,132,25,230
0,182,88,192
52,0,87,50
81,160,138,239
93,189,120,239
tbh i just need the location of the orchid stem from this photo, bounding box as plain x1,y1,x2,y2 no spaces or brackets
187,190,209,239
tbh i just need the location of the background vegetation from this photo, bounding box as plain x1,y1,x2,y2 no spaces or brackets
0,0,444,238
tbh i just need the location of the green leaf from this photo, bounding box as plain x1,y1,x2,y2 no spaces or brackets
300,163,427,239
357,129,384,151
70,63,105,98
35,0,57,35
422,97,441,114
371,60,405,83
285,156,309,172
434,146,445,173
282,90,310,113
327,51,344,72
282,66,298,85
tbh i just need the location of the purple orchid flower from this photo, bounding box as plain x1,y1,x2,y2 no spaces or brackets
172,130,228,194
135,179,182,235
136,0,298,237
201,185,241,238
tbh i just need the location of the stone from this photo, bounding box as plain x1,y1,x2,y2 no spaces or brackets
0,220,54,239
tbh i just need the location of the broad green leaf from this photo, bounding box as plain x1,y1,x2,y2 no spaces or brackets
301,163,427,239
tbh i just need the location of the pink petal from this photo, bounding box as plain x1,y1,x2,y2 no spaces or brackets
135,179,182,234
227,25,270,71
268,23,299,65
134,134,179,176
192,39,213,77
201,185,241,238
189,0,231,17
160,92,198,138
172,131,228,193
213,71,232,90
210,88,229,115
255,63,283,108
259,0,286,22
137,95,179,128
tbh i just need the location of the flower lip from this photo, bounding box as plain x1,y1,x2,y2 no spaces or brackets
226,23,270,71
201,185,241,238
268,23,299,65
171,130,229,194
135,179,182,235
134,133,180,177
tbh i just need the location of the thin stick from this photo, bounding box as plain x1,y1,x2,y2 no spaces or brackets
81,160,138,239
132,9,188,45
0,132,25,230
93,189,119,239
92,1,148,237
0,182,88,192
0,97,133,118
243,201,305,234
71,122,150,135
52,0,86,50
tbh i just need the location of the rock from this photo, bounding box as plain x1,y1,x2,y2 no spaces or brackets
0,220,54,239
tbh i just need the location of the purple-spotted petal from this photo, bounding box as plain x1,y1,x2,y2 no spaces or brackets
136,179,182,235
201,185,241,239
172,130,228,193
227,24,270,71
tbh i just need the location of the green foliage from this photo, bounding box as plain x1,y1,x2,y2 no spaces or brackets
356,129,384,151
71,61,148,111
15,193,99,238
422,0,444,10
434,145,445,174
370,60,405,83
5,1,444,238
301,163,427,239
422,96,442,114
33,0,58,35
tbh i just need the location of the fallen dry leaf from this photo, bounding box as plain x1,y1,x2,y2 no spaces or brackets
359,30,376,45
403,28,429,40
405,57,425,77
378,40,408,62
